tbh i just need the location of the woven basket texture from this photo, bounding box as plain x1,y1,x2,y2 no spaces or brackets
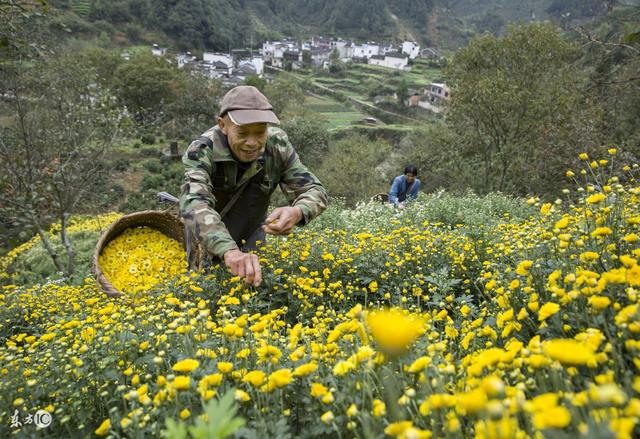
92,210,201,297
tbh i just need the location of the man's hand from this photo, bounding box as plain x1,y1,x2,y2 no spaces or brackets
223,249,262,287
262,206,303,236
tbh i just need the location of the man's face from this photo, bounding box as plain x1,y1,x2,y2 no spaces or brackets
219,116,268,162
405,173,416,184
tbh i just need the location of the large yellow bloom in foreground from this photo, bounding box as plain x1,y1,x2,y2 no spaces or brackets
172,358,200,373
366,308,425,356
543,339,597,366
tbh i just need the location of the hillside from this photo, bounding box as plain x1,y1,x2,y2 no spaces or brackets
46,0,614,51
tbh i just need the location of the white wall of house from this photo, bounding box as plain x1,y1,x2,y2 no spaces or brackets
352,43,380,59
251,57,264,75
340,45,354,60
261,42,278,57
203,52,232,66
368,57,385,67
402,41,420,59
176,54,190,68
369,55,409,70
386,55,408,69
331,40,353,59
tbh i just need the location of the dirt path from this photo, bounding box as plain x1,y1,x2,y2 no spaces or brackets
388,10,418,42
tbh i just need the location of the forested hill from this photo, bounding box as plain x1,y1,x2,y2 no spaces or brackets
48,0,616,51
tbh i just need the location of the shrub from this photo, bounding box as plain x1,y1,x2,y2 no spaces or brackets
141,133,156,145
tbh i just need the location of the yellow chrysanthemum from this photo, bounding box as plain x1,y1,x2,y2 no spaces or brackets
543,339,597,366
172,358,200,373
366,308,425,356
95,419,111,436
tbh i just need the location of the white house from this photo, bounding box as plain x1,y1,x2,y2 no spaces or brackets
261,40,299,68
151,44,166,56
352,42,380,59
176,52,196,68
310,48,331,67
201,60,233,79
236,57,264,76
250,56,264,75
203,52,233,67
236,62,258,76
312,36,332,49
330,39,354,61
402,41,420,59
261,41,279,57
368,52,409,70
380,44,397,55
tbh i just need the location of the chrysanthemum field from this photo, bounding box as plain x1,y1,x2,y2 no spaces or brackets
1,152,640,438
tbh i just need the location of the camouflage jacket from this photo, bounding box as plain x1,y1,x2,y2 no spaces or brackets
179,125,328,258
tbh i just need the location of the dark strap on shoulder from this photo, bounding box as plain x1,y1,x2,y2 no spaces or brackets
219,179,251,219
197,130,250,218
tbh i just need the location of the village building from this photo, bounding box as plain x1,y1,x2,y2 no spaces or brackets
203,60,233,79
309,48,331,67
420,47,440,59
202,52,233,67
368,52,409,70
407,91,421,107
311,36,332,50
282,50,302,69
402,41,420,59
428,82,450,104
331,39,353,60
151,44,167,57
352,42,380,59
176,52,196,68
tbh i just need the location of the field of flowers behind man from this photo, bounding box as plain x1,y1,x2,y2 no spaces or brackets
1,151,640,438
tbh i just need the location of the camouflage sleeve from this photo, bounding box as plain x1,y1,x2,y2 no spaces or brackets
179,140,238,258
272,130,328,224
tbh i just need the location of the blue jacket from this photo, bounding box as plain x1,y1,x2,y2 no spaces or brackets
389,175,421,205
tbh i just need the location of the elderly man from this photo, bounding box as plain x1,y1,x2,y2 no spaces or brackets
180,86,328,287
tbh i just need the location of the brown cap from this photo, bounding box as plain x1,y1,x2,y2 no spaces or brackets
219,85,280,125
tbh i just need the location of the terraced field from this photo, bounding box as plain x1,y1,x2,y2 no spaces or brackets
303,94,373,130
307,60,443,104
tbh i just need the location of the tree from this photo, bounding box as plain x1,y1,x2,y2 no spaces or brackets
263,77,305,116
575,5,640,155
396,78,409,106
166,69,222,139
280,116,330,169
446,22,604,195
113,52,186,124
302,50,312,68
0,55,125,278
329,48,340,64
0,0,48,62
243,75,267,92
78,47,125,90
317,133,391,205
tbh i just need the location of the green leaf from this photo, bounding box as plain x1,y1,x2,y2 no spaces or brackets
162,418,189,439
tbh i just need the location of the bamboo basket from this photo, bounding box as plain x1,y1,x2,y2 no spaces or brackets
92,210,202,297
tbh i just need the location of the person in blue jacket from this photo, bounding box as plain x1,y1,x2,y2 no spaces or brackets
389,165,421,207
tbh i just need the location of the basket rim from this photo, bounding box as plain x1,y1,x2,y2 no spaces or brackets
92,210,200,298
